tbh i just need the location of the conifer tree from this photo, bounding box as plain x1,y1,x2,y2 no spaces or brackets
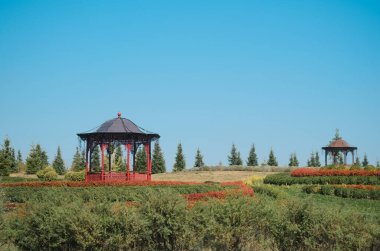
17,150,22,164
247,144,258,166
314,152,321,167
52,146,65,175
152,141,166,173
10,149,16,173
362,154,369,167
236,152,243,166
289,153,299,167
114,144,125,171
307,152,315,167
91,146,100,172
16,150,24,172
80,149,86,170
337,153,344,165
228,144,242,166
71,147,83,171
289,153,294,167
0,138,17,176
354,156,361,166
26,144,49,174
194,148,205,168
135,147,147,172
267,149,278,166
376,161,380,168
173,143,186,172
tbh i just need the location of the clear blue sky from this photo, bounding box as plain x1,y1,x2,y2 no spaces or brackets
1,0,379,170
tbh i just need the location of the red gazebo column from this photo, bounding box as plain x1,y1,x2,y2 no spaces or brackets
85,145,89,182
101,144,106,181
125,143,132,180
144,142,151,181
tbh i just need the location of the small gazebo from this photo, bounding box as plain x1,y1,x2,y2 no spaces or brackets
77,113,160,182
322,130,357,166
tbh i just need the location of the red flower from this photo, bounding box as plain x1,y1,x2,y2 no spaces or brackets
291,168,380,177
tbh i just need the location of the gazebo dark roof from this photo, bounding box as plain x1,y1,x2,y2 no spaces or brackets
96,117,145,134
77,113,159,144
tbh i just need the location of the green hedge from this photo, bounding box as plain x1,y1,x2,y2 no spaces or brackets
2,184,226,204
36,167,58,181
264,173,380,186
65,171,85,181
303,185,380,200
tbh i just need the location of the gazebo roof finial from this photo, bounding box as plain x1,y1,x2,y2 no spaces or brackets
117,112,121,118
334,128,342,140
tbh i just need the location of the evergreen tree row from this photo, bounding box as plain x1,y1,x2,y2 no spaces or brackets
88,141,167,174
307,151,321,167
1,136,378,176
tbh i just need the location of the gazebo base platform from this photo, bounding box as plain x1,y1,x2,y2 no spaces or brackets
86,172,150,182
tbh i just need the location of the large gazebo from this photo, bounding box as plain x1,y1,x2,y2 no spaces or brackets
322,130,357,166
77,113,160,182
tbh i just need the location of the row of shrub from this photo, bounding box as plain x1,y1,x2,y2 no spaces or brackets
322,164,378,170
1,189,379,250
264,173,380,185
303,185,380,200
191,165,292,172
0,176,37,183
2,183,230,204
291,168,380,177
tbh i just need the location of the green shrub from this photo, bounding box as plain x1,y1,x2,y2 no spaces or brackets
264,173,380,186
350,165,361,170
2,186,380,250
303,185,380,200
320,185,335,195
36,167,58,181
253,184,286,198
302,185,321,194
364,165,376,171
65,170,85,181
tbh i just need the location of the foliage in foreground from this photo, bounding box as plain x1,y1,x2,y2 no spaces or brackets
1,187,379,251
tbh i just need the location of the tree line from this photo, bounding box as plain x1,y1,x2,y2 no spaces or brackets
0,138,167,176
0,137,378,176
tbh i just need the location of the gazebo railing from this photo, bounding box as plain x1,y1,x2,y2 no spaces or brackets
86,172,149,182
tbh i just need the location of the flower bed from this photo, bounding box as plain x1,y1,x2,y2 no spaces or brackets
184,181,254,202
291,168,380,177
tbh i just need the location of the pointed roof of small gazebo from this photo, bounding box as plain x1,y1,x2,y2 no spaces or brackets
327,139,351,148
322,129,357,150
